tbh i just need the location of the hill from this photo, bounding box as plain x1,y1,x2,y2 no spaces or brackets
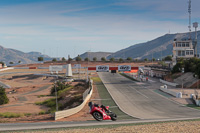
77,52,113,61
108,31,200,60
0,45,52,65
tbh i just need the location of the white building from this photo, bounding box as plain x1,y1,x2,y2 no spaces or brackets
172,40,194,66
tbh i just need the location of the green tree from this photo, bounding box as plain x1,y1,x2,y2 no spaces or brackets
164,55,172,61
38,57,44,61
52,58,57,62
119,58,123,62
62,57,66,61
18,61,21,64
0,62,4,66
101,57,106,62
93,57,97,61
51,81,71,95
127,57,132,62
84,57,89,61
76,56,82,61
9,62,14,64
152,58,156,61
68,58,73,61
110,57,115,62
144,58,148,61
0,86,9,105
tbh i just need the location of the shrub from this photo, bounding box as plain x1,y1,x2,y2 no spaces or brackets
0,112,23,118
0,86,9,105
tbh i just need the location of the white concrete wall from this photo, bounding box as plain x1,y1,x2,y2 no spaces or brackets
160,79,178,87
159,86,180,98
54,80,93,120
0,67,14,72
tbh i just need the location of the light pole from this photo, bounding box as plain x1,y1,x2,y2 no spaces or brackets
54,76,58,111
195,75,199,99
181,68,184,95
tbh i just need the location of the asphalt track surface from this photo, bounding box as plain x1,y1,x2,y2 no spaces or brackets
98,72,200,119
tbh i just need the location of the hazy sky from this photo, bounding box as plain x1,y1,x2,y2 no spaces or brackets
0,0,199,58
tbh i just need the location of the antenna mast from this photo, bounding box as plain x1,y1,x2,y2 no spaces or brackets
188,0,192,39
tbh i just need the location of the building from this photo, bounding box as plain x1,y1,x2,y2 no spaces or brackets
172,40,194,66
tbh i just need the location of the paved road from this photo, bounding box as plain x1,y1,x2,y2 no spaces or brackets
1,117,200,131
98,72,200,119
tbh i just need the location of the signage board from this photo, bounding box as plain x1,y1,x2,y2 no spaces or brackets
49,65,63,72
118,65,131,71
74,64,81,68
96,65,109,72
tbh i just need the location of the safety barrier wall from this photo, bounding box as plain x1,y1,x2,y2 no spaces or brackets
0,67,14,72
54,80,93,120
123,73,140,82
160,79,178,87
159,86,179,98
14,67,29,69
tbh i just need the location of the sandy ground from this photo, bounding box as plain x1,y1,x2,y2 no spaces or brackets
0,70,101,123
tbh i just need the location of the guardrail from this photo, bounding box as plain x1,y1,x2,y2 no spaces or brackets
159,85,182,98
54,79,93,120
160,79,178,87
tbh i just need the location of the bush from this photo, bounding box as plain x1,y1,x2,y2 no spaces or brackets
51,81,71,95
0,112,23,118
0,87,9,105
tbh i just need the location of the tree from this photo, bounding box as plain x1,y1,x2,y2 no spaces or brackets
93,57,97,61
76,56,82,61
110,57,115,62
152,58,156,61
127,57,132,62
144,58,148,61
119,58,123,62
9,62,14,64
38,57,44,61
68,58,73,61
62,57,66,61
0,62,4,66
51,81,71,95
18,61,21,64
101,57,106,62
0,86,9,105
52,58,57,62
84,57,89,61
164,55,172,61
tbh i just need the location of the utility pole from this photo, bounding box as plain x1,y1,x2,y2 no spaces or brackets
193,22,198,57
188,0,192,40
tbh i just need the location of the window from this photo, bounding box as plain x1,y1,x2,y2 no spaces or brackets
186,42,189,47
182,43,185,47
178,51,181,56
182,51,185,56
186,50,190,55
178,43,181,47
190,50,193,55
176,43,178,47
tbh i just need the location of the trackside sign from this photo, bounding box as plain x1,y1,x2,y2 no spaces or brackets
118,65,131,71
96,65,109,72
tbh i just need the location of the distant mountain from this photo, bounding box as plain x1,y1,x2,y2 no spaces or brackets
78,52,113,61
0,45,52,65
108,31,200,60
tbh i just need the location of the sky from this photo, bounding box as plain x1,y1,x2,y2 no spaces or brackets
0,0,200,58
